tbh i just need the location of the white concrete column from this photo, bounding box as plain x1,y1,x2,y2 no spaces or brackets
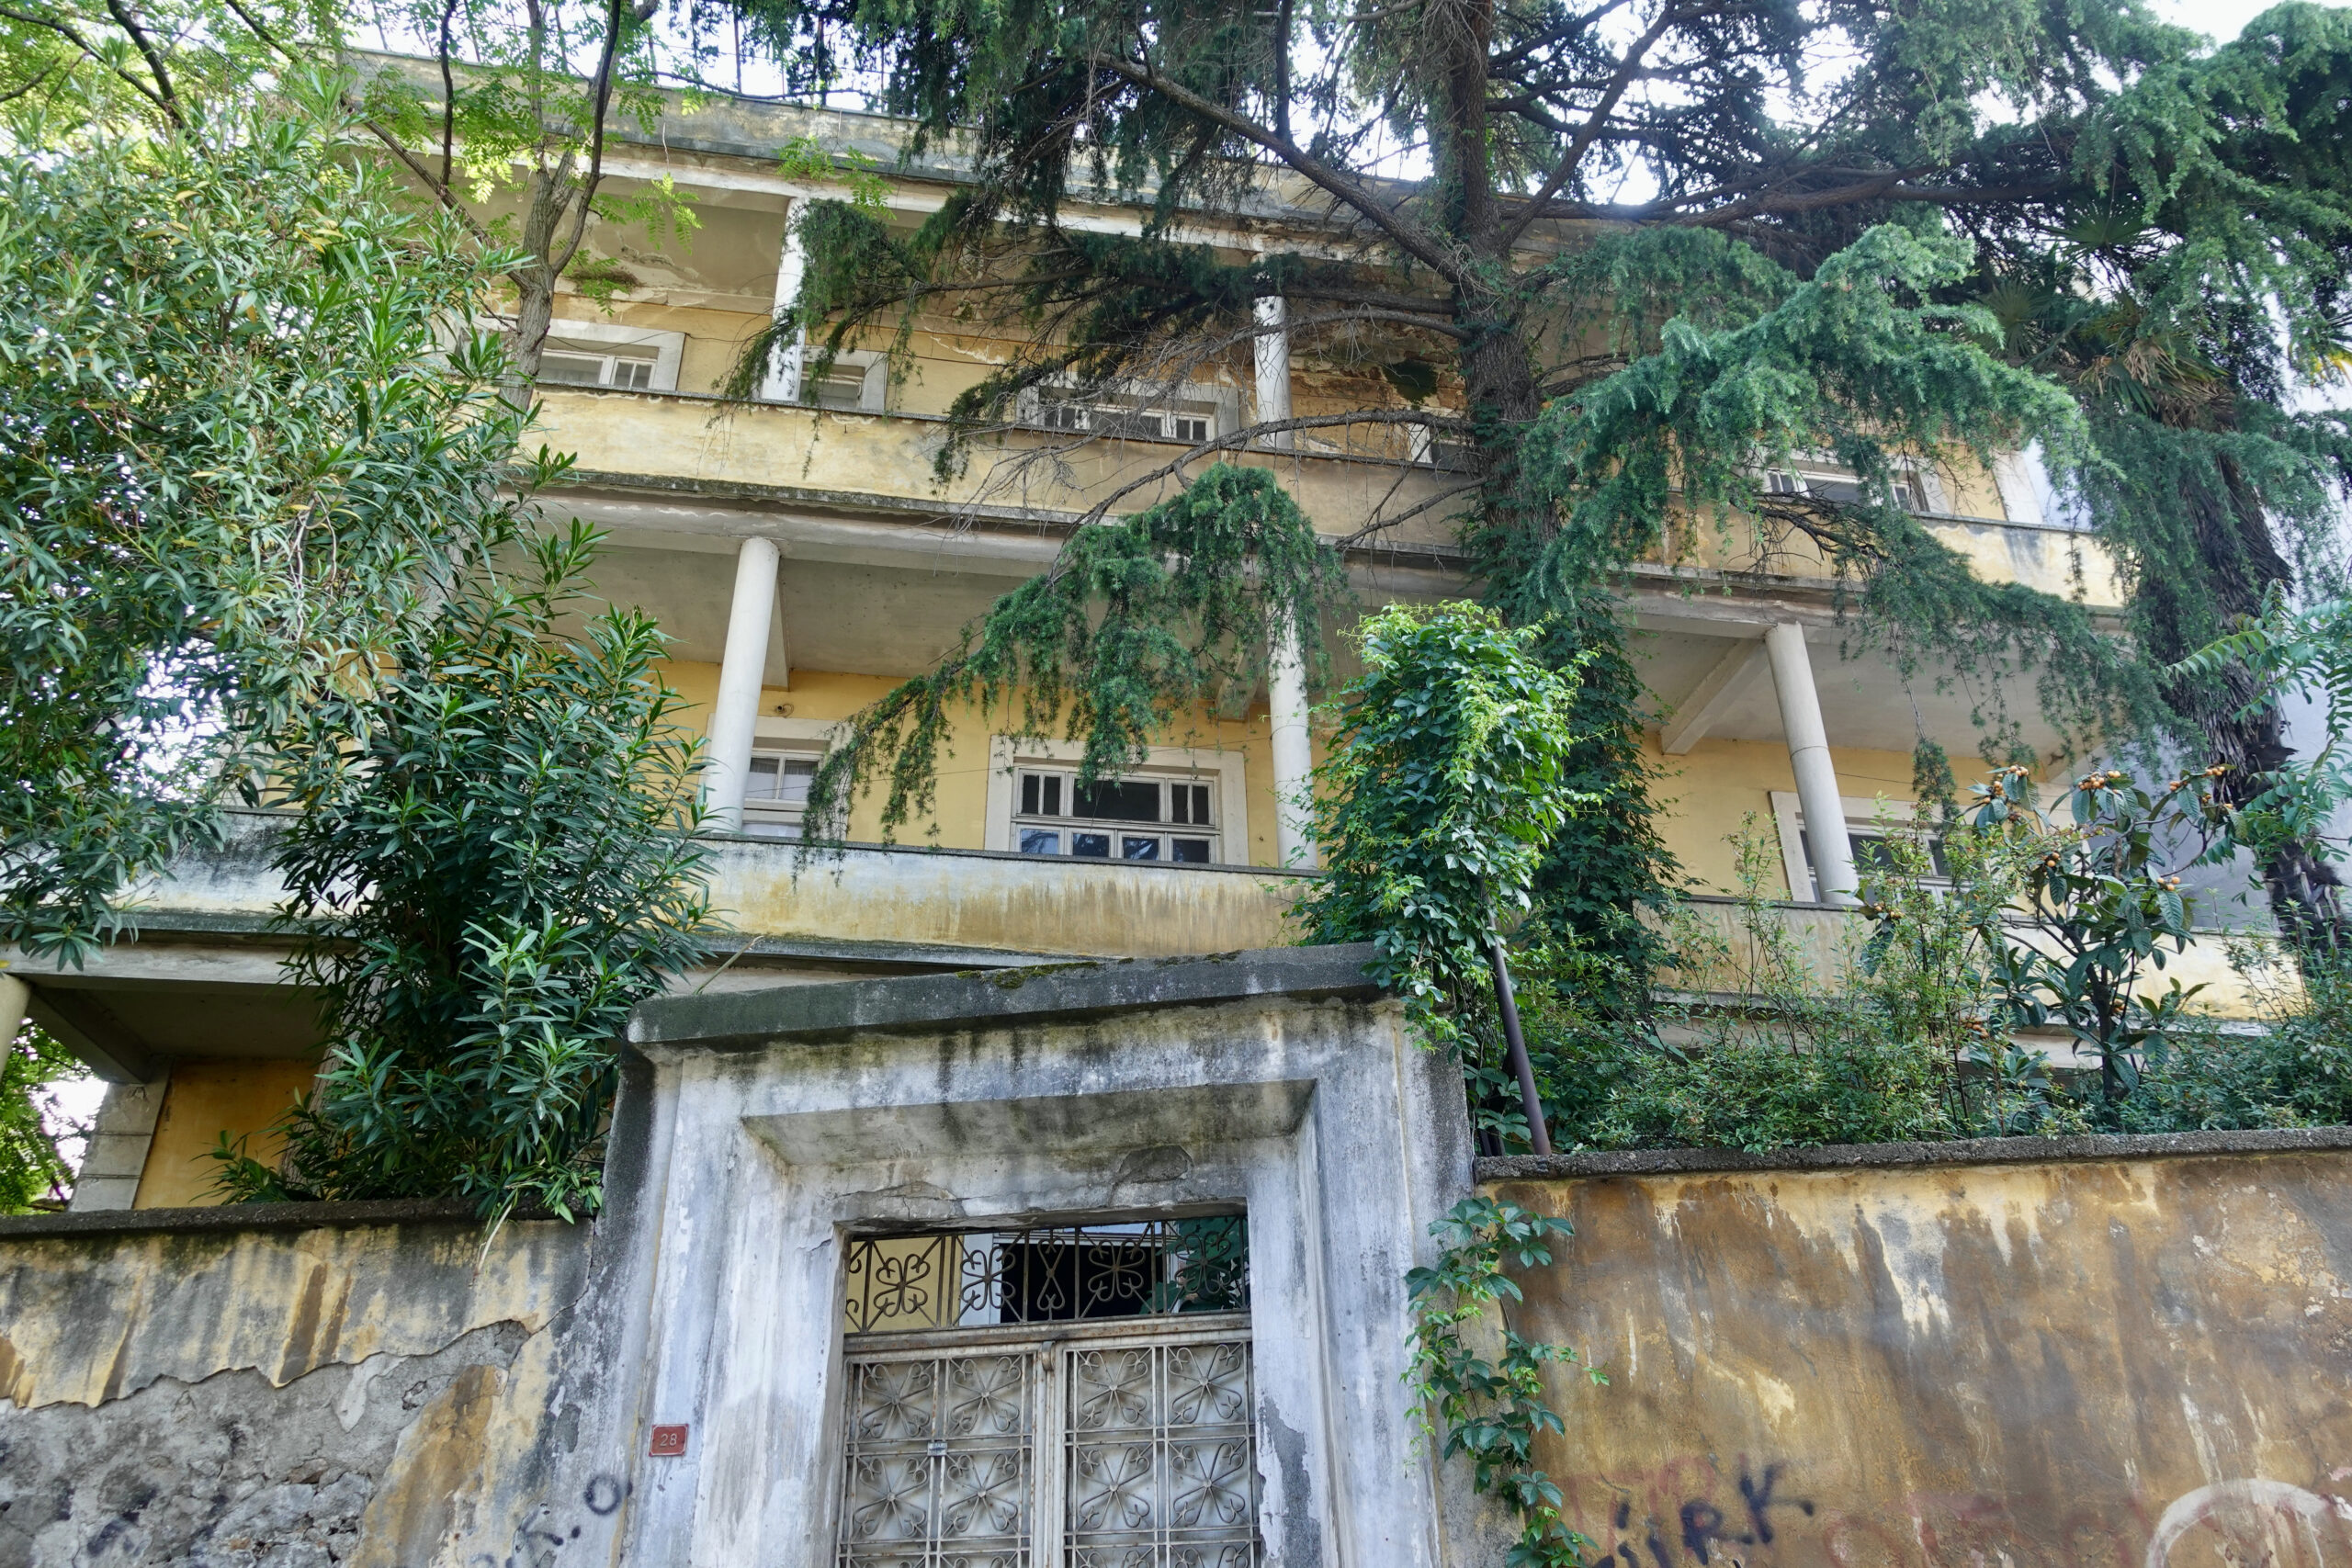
0,973,26,1053
1255,294,1314,866
760,199,807,403
1253,295,1292,448
704,536,781,829
1764,622,1860,906
1269,620,1316,869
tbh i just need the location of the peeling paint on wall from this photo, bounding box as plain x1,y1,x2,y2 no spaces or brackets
1487,1151,2352,1568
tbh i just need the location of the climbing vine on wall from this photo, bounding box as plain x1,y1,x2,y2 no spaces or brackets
1405,1197,1602,1568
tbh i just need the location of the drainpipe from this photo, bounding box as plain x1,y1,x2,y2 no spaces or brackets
1256,295,1317,869
704,536,781,830
1764,621,1860,905
1487,933,1554,1156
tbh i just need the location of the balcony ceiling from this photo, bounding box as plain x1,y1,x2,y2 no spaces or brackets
582,536,2069,760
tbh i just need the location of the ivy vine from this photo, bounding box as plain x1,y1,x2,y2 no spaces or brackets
1406,1197,1602,1568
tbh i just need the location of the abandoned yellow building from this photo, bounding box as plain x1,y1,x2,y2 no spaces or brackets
0,75,2263,1214
4,73,2352,1568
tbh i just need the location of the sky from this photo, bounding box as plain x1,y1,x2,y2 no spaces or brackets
2155,0,2350,41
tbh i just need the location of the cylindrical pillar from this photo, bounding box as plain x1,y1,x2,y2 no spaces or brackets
1765,622,1859,905
1269,618,1316,869
1255,292,1314,866
761,199,807,403
704,536,781,829
0,973,26,1049
1253,296,1292,447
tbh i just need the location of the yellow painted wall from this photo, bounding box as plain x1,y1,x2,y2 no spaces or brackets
661,660,1303,866
1648,734,1922,897
134,1057,321,1210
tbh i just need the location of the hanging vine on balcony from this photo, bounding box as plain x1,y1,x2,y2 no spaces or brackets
799,463,1345,844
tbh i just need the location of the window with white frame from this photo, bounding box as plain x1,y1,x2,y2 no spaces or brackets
1770,791,1950,901
1762,461,1936,513
538,338,660,389
833,1217,1259,1567
1012,768,1220,863
741,745,823,840
1034,389,1218,445
803,350,888,412
516,318,684,391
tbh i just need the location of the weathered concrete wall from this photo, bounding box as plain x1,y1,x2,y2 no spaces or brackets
1484,1135,2352,1568
0,1206,599,1568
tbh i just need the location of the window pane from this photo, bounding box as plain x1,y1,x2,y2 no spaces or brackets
1170,414,1212,443
1170,838,1211,863
537,351,606,385
1018,828,1062,855
1043,776,1062,817
776,759,816,810
1071,832,1111,858
1189,784,1211,825
744,754,782,799
1122,836,1159,861
1072,779,1160,822
811,367,866,409
1021,773,1040,816
611,356,655,389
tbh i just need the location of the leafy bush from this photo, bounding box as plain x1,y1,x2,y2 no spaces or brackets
1299,602,1589,1148
0,1023,88,1213
0,114,530,962
209,525,714,1219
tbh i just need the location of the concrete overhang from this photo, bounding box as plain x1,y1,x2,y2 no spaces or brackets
627,941,1384,1052
746,1077,1317,1168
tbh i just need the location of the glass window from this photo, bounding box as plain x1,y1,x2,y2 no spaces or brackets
741,749,820,840
537,341,661,389
808,363,872,410
1797,821,1951,899
1012,768,1219,865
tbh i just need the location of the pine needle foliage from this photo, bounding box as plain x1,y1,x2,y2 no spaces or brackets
702,0,2352,971
802,463,1342,842
214,523,716,1221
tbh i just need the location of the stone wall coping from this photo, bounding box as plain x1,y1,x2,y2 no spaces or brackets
628,942,1385,1051
0,1197,567,1242
1477,1123,2352,1182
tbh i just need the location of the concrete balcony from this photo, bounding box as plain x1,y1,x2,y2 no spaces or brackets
3,813,1316,1083
1665,895,2279,1025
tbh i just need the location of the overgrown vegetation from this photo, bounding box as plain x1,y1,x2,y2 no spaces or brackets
1511,770,2351,1156
0,115,531,961
1298,603,1588,1149
803,463,1343,839
0,1022,87,1213
707,0,2352,996
1404,1197,1601,1568
211,525,714,1220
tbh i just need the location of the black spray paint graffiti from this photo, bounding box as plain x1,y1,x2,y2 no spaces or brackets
1609,1463,1817,1566
466,1476,630,1568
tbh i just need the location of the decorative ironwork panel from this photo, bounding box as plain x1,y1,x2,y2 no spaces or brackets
843,1219,1249,1334
836,1352,1034,1567
1066,1338,1258,1568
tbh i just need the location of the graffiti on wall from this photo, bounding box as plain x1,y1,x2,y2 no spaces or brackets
1565,1457,2352,1568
